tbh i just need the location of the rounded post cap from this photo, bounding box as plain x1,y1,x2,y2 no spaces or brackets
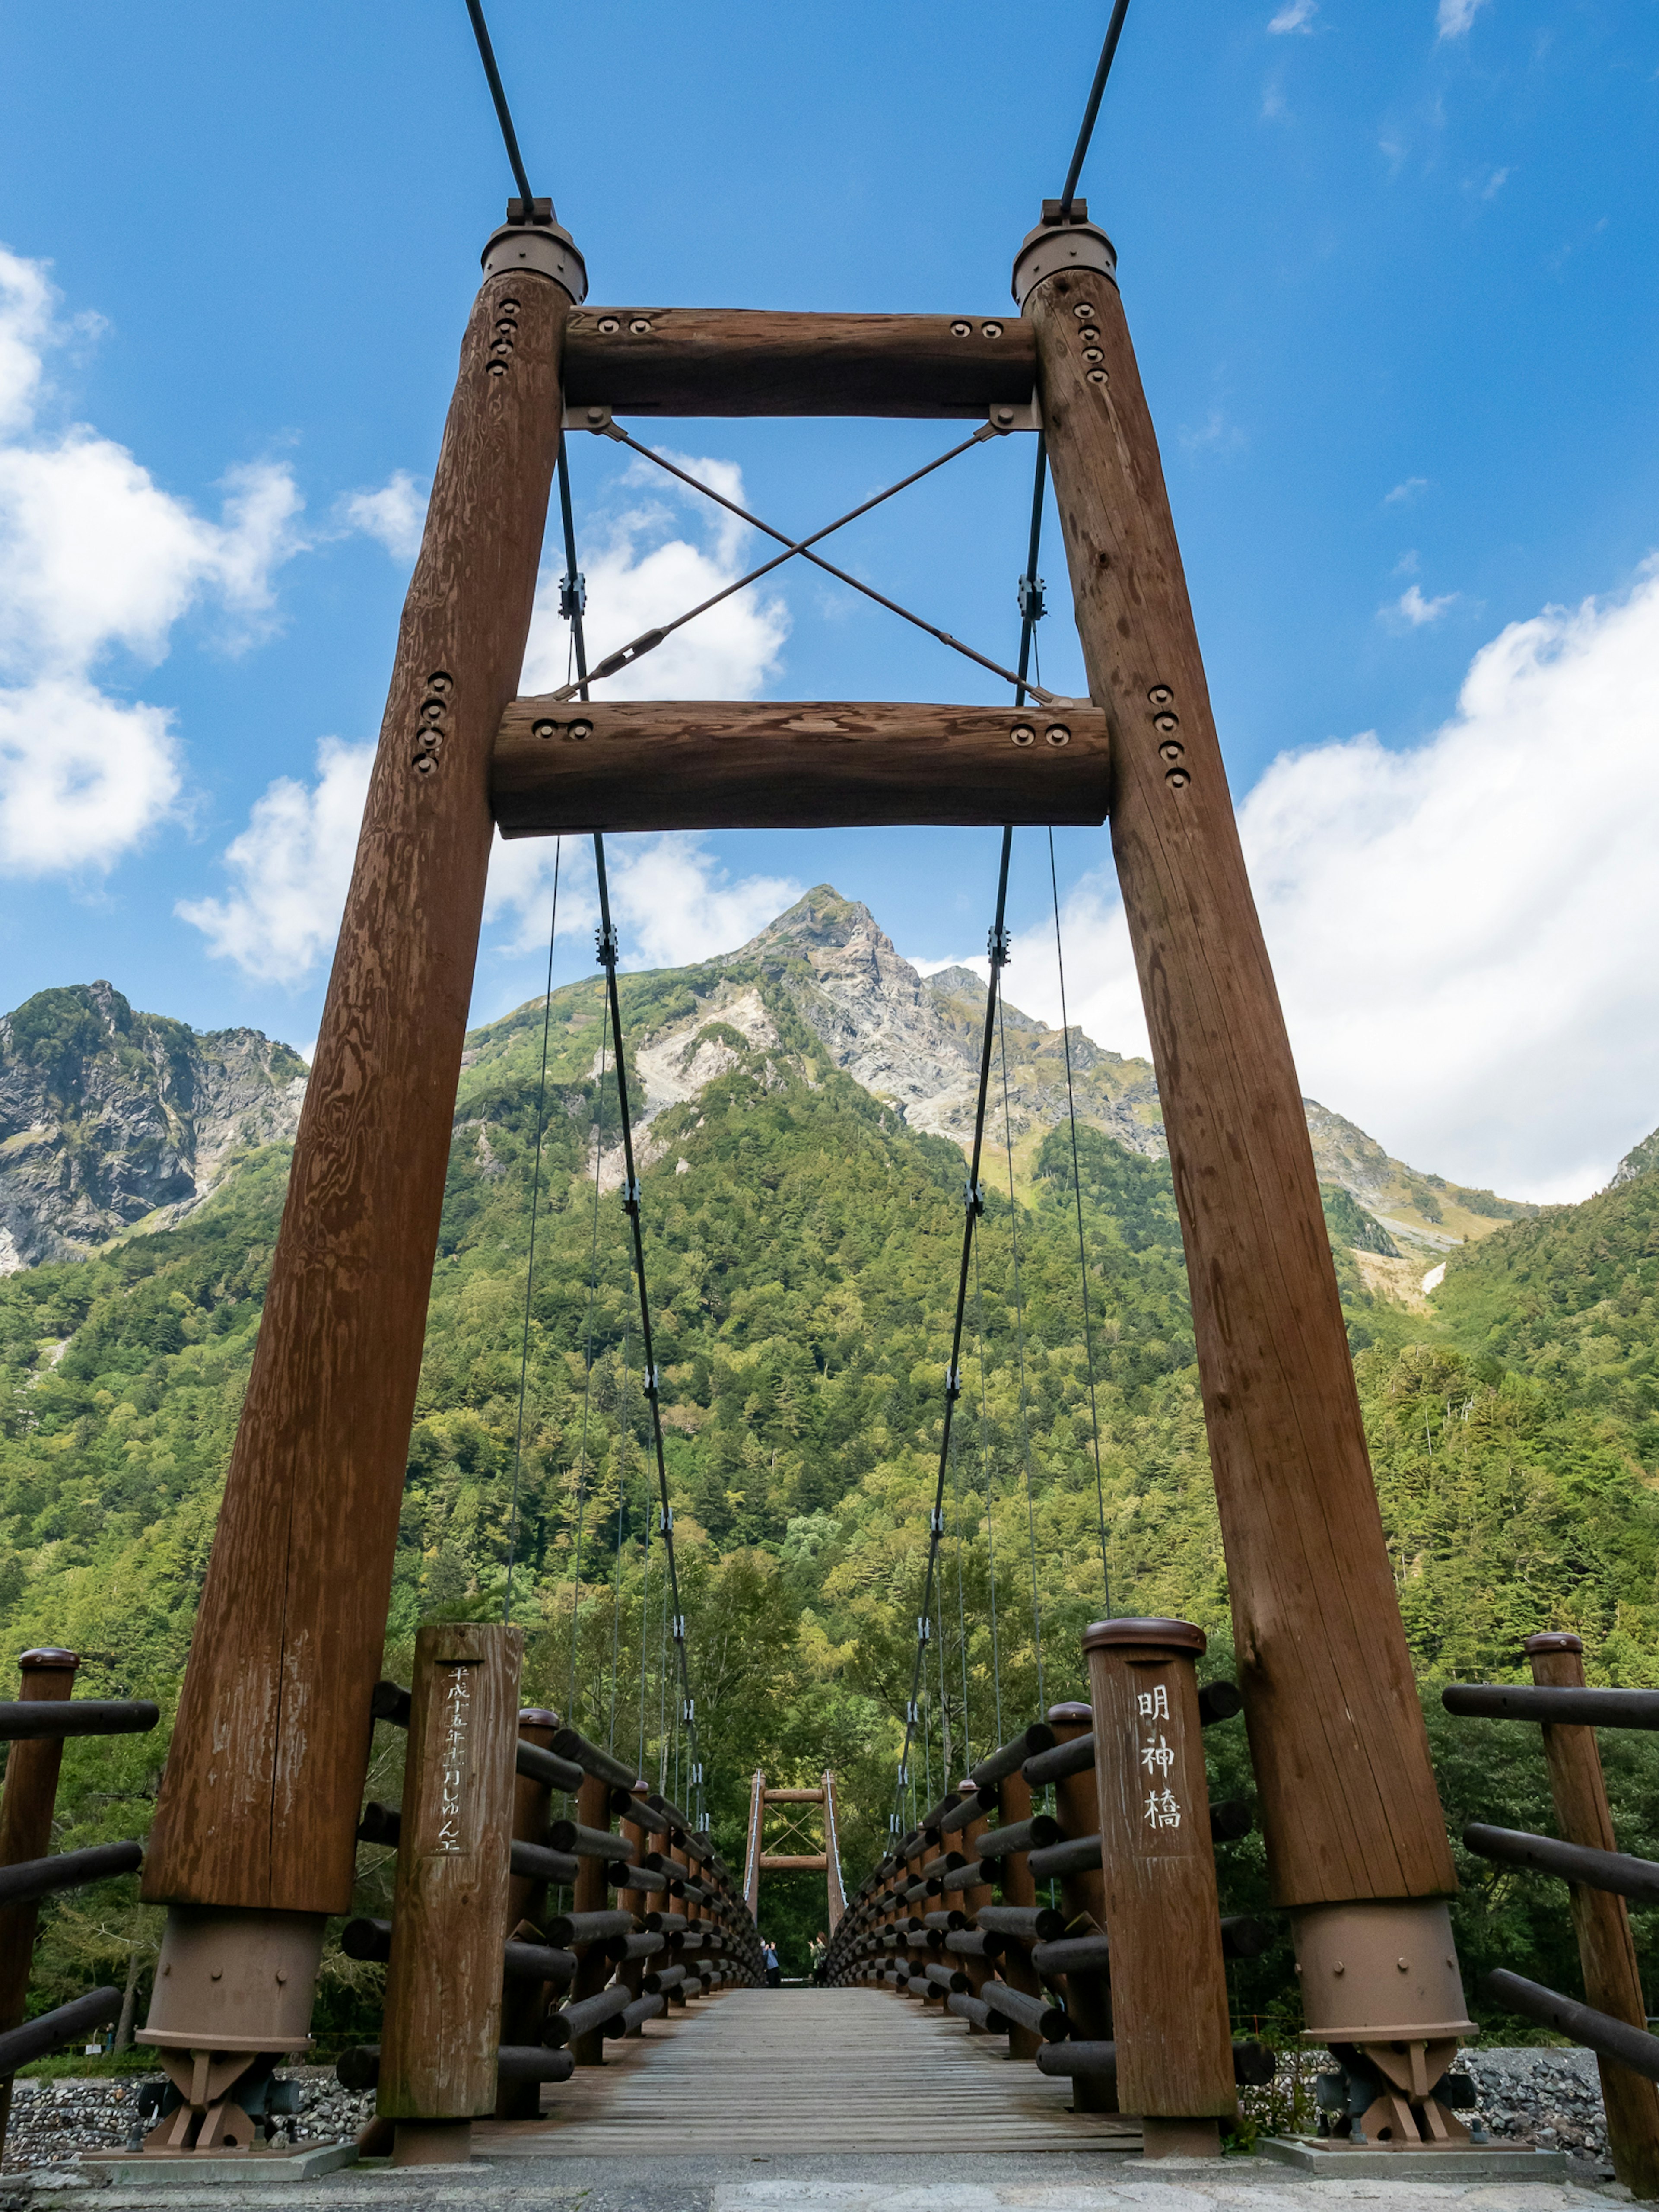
481,219,587,302
1046,1701,1093,1726
1522,1632,1583,1655
19,1647,79,1670
1012,214,1118,310
1082,1616,1207,1656
519,1706,560,1727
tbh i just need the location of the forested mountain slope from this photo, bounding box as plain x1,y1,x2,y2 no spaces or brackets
0,894,1655,2029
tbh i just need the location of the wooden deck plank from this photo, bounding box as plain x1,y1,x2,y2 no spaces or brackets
474,1990,1141,2158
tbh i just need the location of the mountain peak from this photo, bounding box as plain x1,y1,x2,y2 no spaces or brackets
741,885,888,962
1612,1125,1659,1188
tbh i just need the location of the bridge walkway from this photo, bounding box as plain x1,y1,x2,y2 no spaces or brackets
474,1988,1141,2158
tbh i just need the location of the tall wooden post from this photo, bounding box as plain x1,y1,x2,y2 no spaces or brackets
0,1650,77,2161
139,213,583,2040
1525,1633,1659,2198
1084,1620,1233,2156
1018,209,1465,2028
566,1771,614,2061
378,1623,522,2164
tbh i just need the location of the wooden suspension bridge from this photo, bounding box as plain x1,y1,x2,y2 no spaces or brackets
2,0,1659,2193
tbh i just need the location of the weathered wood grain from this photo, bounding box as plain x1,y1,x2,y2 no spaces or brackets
495,1707,560,2121
1084,1621,1234,2125
563,308,1035,419
992,1771,1043,2064
1046,1703,1115,2113
1029,261,1456,1912
1527,1633,1659,2198
143,257,569,1914
378,1624,523,2121
493,698,1108,834
567,1772,615,2064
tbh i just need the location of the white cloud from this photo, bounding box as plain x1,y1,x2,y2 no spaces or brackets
1268,0,1317,31
342,470,427,562
1179,409,1246,458
0,245,305,877
1385,476,1429,505
483,831,802,975
1004,563,1659,1201
1385,582,1458,627
1482,166,1512,200
521,448,788,702
177,738,373,982
1437,0,1490,37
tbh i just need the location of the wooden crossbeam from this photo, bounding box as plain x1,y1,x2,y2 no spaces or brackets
762,1789,825,1805
759,1854,829,1872
563,308,1035,419
493,699,1108,836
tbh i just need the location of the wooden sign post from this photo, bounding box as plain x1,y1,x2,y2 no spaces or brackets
378,1622,523,2165
1084,1618,1234,2156
1019,210,1465,2026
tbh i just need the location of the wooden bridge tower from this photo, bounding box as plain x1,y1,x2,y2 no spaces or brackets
136,191,1470,2122
741,1772,847,1935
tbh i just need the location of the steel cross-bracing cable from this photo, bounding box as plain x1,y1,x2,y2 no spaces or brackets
996,992,1046,1721
608,1308,630,1753
462,0,538,211
505,838,563,1625
548,425,1056,707
1057,0,1135,220
891,826,1014,1826
592,835,707,1821
566,1016,606,1732
1049,828,1111,1605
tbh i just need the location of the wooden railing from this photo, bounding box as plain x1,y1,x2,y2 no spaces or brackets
0,1646,157,2161
823,1619,1274,2157
1444,1629,1659,2198
339,1624,761,2164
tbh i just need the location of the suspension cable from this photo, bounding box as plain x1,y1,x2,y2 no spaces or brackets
566,1013,606,1732
592,833,708,1824
1057,0,1135,221
461,0,539,213
505,840,561,1624
608,1306,630,1754
995,994,1046,1719
891,826,1014,1827
1048,830,1111,1606
973,1240,1004,1749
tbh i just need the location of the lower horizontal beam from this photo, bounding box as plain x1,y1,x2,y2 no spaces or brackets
493,699,1110,836
760,1854,829,1871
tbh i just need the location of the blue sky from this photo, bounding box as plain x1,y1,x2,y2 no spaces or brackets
0,0,1655,1199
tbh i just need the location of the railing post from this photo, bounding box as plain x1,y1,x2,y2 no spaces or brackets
617,1783,651,2035
1525,1631,1659,2198
1084,1618,1233,2158
957,1782,993,2031
0,1649,78,2163
1046,1703,1114,2112
567,1770,614,2062
378,1622,523,2165
1019,207,1464,2024
140,213,583,2056
994,1769,1043,2062
494,1705,560,2121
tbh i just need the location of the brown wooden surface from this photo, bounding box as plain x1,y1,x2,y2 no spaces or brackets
378,1624,523,2121
1085,1631,1234,2120
143,260,569,1916
494,698,1108,836
1048,1703,1115,2113
563,308,1034,419
568,1772,614,2062
994,1772,1042,2063
496,1710,559,2121
959,1789,993,2032
1029,266,1455,1914
1528,1637,1659,2198
616,1796,651,2037
0,1653,77,2161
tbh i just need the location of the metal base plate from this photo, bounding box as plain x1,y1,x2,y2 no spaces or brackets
80,2142,357,2187
1260,2134,1569,2180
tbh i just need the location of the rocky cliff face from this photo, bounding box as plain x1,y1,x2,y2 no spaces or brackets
1612,1125,1659,1187
0,982,307,1270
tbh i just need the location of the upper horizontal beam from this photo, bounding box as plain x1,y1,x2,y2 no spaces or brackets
562,308,1036,419
493,699,1109,836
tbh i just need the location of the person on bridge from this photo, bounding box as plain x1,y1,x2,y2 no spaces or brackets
763,1939,781,1987
809,1932,827,1982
